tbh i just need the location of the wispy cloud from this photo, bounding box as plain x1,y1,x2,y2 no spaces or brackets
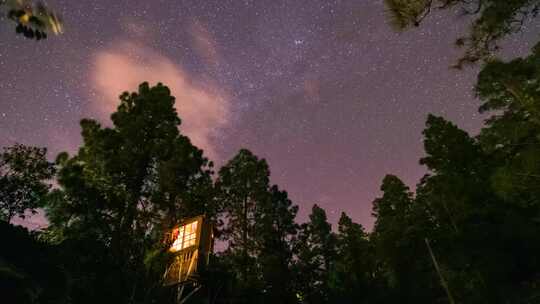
303,78,321,103
89,41,230,160
189,21,220,68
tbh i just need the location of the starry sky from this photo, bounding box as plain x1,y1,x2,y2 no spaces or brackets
1,0,538,229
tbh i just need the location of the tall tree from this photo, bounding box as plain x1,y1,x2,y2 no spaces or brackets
293,204,336,304
473,45,540,301
45,82,214,303
253,185,299,304
0,144,54,223
215,149,271,300
416,115,496,302
371,175,413,301
329,212,377,303
372,175,440,303
417,108,540,302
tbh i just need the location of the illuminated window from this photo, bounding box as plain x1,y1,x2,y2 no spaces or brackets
170,220,198,252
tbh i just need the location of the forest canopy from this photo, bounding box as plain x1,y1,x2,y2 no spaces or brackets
2,1,540,303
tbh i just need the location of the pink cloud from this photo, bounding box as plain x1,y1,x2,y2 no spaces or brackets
89,41,230,160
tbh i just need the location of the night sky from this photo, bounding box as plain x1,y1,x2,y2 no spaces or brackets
1,0,538,229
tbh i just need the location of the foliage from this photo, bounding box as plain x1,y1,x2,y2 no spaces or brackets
293,204,336,304
216,150,299,303
0,221,68,304
215,149,270,301
328,212,377,303
253,185,298,303
44,82,215,303
0,144,54,222
384,0,540,67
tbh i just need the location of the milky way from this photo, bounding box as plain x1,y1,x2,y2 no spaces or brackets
1,0,538,229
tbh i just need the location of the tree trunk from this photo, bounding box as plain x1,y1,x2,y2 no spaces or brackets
425,238,456,304
242,195,248,280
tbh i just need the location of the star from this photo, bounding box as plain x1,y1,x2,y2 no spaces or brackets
1,0,537,229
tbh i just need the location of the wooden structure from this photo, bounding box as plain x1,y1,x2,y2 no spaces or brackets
163,215,214,287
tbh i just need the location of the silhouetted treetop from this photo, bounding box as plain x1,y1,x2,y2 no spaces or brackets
385,0,540,68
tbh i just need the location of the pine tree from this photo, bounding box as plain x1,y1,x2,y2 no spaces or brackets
329,212,376,303
293,204,336,304
216,149,271,300
254,185,299,303
384,0,540,67
372,175,441,303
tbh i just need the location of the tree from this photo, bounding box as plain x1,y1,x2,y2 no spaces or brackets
253,185,299,304
0,222,69,304
384,0,540,67
0,144,54,223
416,108,540,302
215,150,301,303
371,175,413,301
416,115,496,302
476,44,540,201
372,176,413,236
329,212,377,304
473,45,540,302
215,149,271,301
371,175,441,303
45,82,215,303
293,204,336,304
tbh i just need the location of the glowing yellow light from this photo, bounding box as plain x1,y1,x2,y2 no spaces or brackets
19,13,30,24
170,220,198,252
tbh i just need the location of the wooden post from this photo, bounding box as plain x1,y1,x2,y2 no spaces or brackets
179,285,202,304
177,284,185,304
